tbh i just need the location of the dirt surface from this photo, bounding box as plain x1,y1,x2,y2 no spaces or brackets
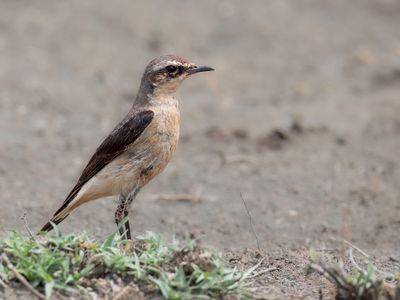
1,0,400,298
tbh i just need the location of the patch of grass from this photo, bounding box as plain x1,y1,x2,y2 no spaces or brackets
307,249,399,300
0,226,252,299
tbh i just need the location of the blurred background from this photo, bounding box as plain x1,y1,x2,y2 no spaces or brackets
0,0,399,255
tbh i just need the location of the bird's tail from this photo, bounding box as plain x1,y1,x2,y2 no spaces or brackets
39,208,71,233
39,185,97,233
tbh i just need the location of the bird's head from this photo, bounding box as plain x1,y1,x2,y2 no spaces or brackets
138,55,214,99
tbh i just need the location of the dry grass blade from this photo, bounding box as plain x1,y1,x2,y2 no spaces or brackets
151,193,205,203
343,239,370,259
20,212,36,241
348,247,364,273
0,278,6,289
309,262,349,292
240,192,261,252
246,267,278,279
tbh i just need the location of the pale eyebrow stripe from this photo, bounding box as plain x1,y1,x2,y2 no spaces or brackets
152,60,180,72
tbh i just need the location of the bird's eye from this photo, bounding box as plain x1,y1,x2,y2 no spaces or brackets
165,65,178,75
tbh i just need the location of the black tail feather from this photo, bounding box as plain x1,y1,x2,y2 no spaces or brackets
39,215,67,233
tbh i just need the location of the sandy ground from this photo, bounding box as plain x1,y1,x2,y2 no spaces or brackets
1,0,400,298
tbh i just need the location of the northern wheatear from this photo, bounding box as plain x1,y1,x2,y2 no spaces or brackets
40,55,214,239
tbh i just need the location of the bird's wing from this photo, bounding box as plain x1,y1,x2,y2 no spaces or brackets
53,110,154,216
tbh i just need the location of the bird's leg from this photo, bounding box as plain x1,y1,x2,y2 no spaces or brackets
115,187,141,240
123,208,131,240
124,187,141,240
115,195,129,239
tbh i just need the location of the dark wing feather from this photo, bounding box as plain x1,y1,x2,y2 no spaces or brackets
52,110,154,216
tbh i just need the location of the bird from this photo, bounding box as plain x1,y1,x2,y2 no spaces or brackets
40,54,214,239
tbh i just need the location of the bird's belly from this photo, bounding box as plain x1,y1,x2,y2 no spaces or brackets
96,129,179,196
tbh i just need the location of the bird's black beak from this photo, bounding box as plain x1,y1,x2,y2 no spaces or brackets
187,65,214,75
